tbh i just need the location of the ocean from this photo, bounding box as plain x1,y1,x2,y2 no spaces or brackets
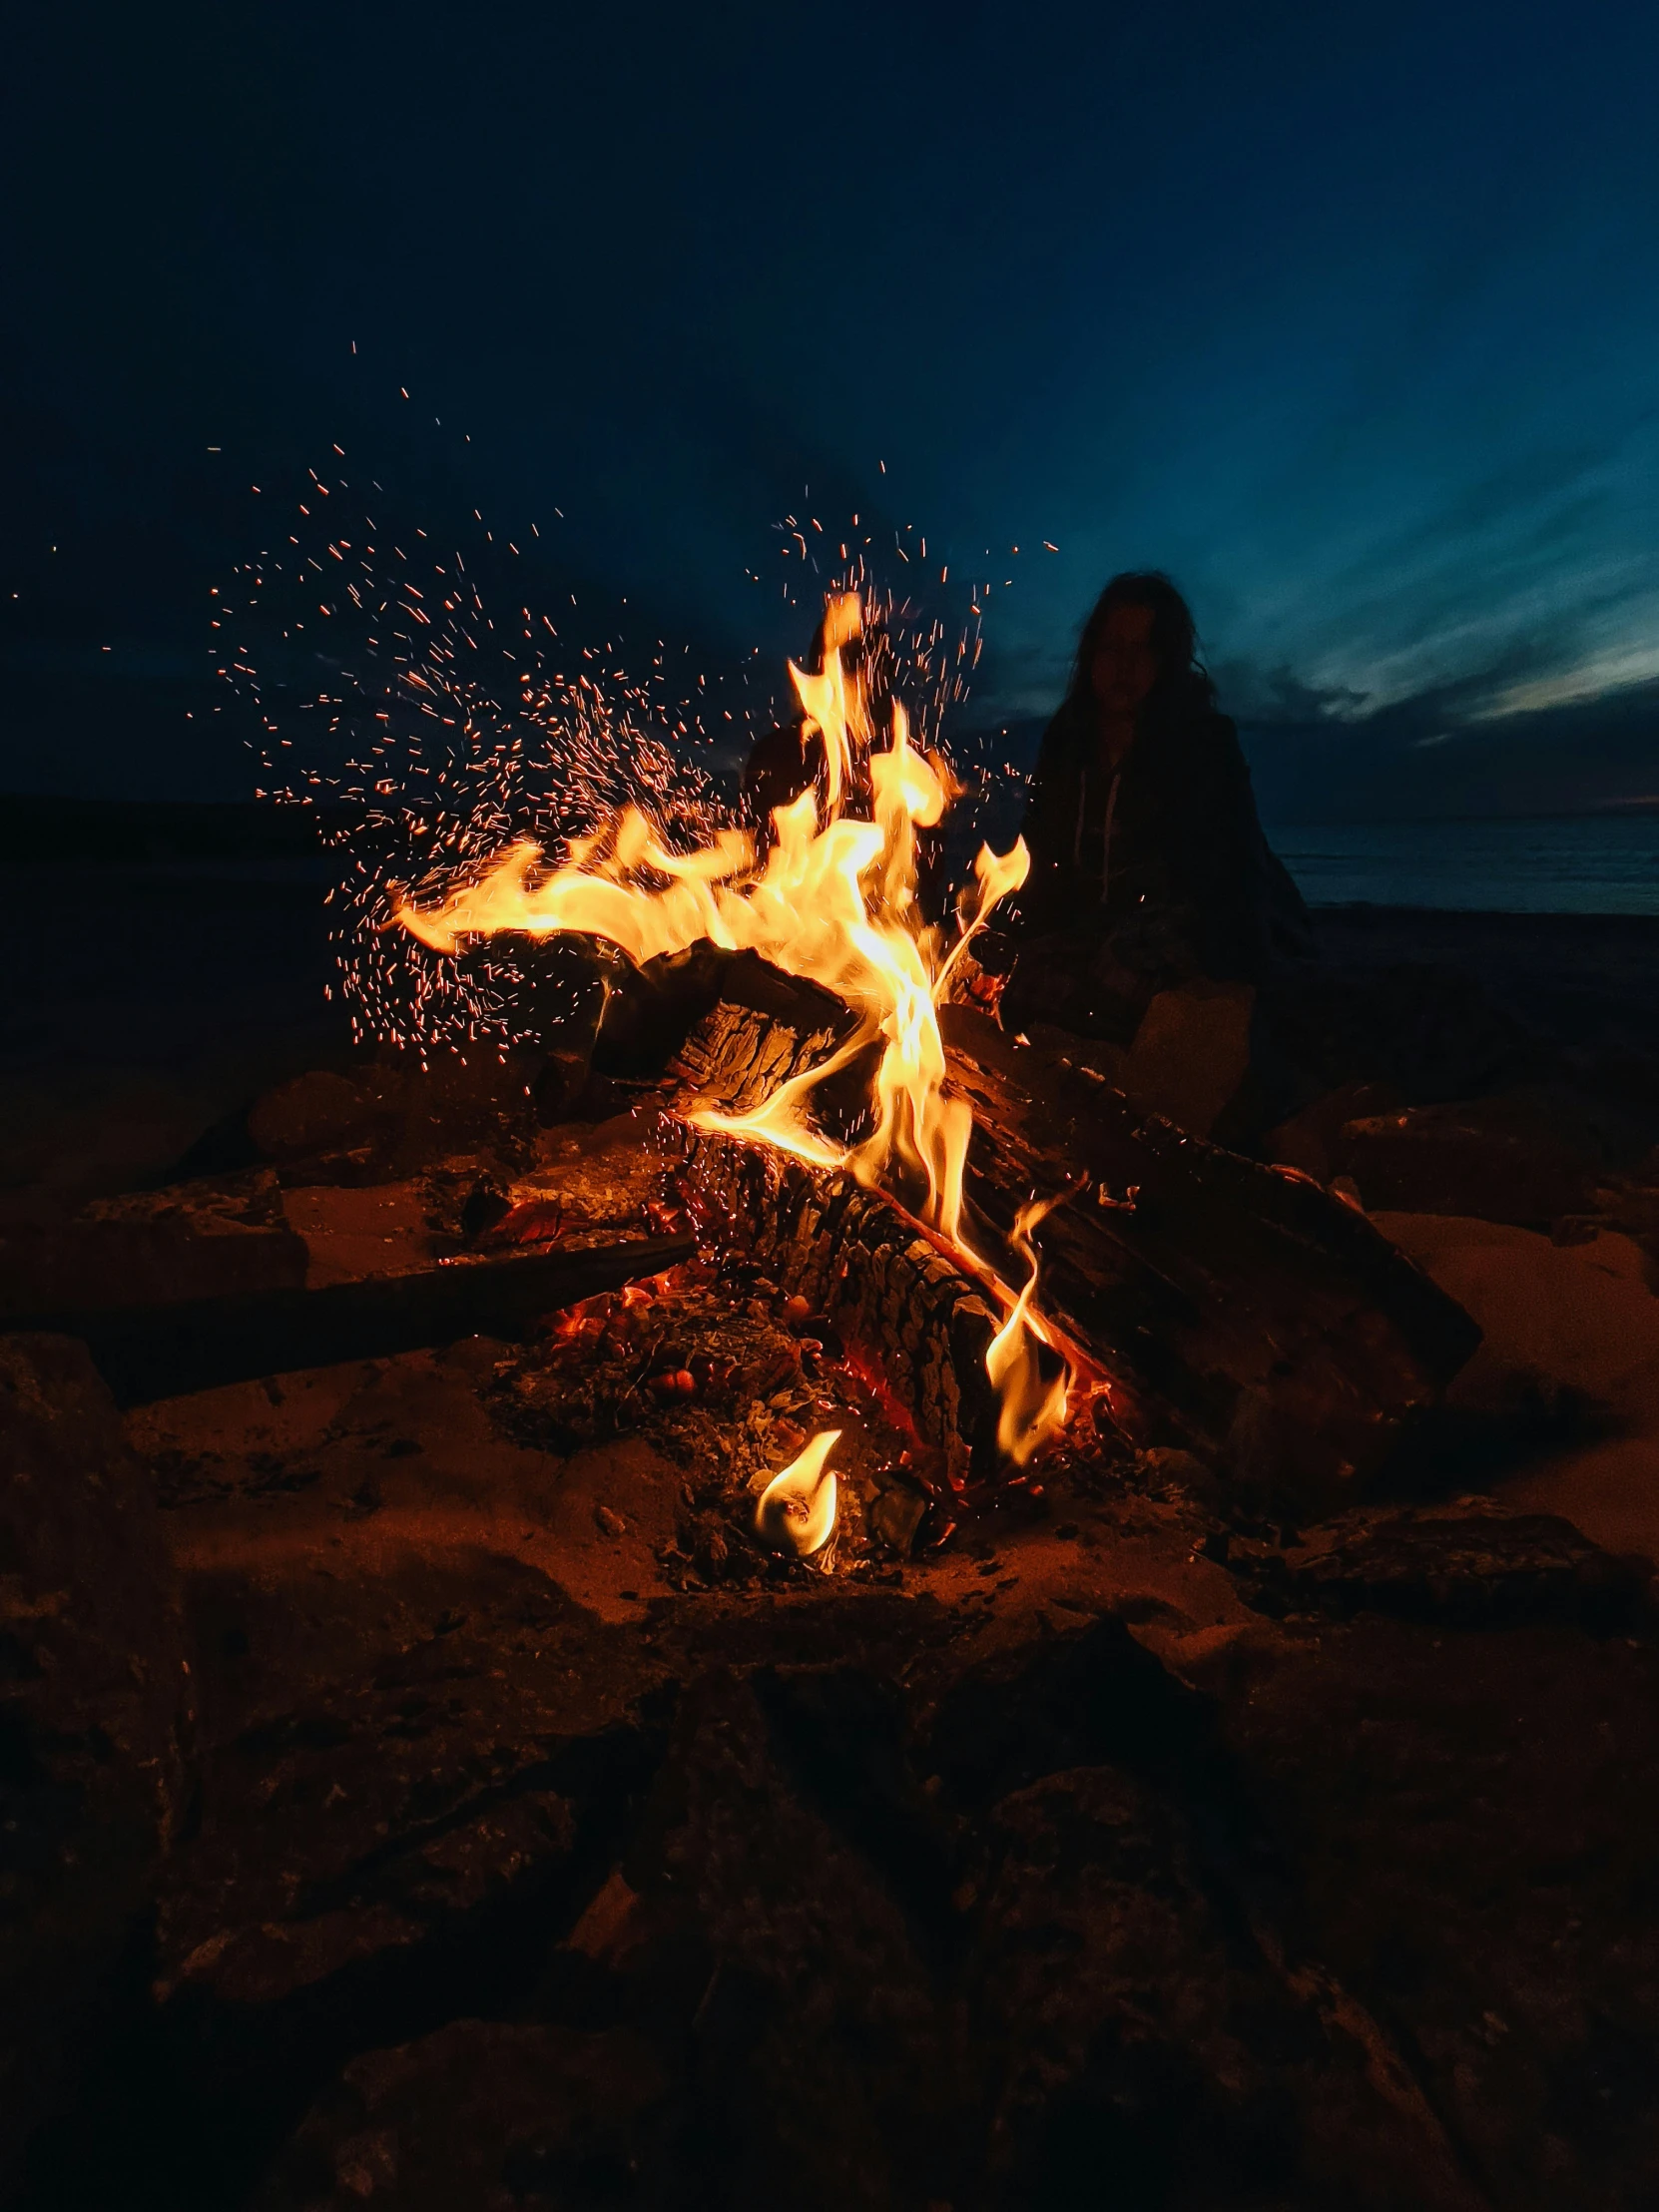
1271,813,1659,915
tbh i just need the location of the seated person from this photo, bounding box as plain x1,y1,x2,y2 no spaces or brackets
999,571,1312,1043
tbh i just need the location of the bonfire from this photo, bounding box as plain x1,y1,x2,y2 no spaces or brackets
392,591,1071,1548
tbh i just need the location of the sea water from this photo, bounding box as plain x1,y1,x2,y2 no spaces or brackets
1270,814,1659,914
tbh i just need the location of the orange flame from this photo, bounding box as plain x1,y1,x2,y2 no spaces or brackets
393,595,1069,1466
985,1195,1070,1465
753,1427,840,1556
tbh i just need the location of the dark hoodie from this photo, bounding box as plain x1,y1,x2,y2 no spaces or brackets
1014,677,1311,984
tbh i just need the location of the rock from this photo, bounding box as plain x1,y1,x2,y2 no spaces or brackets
247,1052,542,1182
968,1765,1483,2211
868,1481,927,1553
1378,1212,1659,1569
1137,1444,1221,1506
156,1792,578,2013
1267,1080,1401,1184
1373,1216,1659,1413
1230,1502,1649,1630
248,1071,383,1165
926,1614,1227,1814
1335,1089,1641,1228
457,1174,511,1242
252,2019,672,2211
530,1043,596,1125
0,1334,189,2195
150,1623,649,2037
544,1670,954,2209
1263,958,1536,1105
1219,1616,1659,2210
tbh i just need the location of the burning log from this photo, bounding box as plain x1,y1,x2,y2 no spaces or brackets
671,983,1005,1477
20,1233,694,1407
668,967,1479,1515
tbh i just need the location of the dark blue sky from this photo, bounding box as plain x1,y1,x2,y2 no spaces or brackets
3,0,1656,816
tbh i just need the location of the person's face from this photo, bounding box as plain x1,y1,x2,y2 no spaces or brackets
1088,603,1159,718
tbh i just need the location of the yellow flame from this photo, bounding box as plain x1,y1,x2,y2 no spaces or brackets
781,590,868,823
393,593,1063,1464
753,1427,839,1555
984,1195,1070,1465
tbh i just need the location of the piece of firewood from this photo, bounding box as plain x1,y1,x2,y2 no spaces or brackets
940,1006,1478,1508
667,967,1479,1513
12,1234,696,1407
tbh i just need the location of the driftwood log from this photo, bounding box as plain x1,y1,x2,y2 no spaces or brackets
667,961,1479,1512
20,1234,696,1407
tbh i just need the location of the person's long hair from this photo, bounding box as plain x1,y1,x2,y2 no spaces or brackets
1061,572,1216,718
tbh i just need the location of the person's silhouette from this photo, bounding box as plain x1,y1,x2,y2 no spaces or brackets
1003,571,1311,1041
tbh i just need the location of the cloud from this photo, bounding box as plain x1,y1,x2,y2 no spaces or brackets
1241,667,1659,825
1207,661,1369,725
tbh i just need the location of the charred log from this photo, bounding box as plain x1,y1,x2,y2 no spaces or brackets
671,996,1002,1474
18,1234,695,1407
668,975,1480,1513
941,1006,1479,1507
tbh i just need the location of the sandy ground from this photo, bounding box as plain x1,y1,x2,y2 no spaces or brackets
1377,1211,1659,1560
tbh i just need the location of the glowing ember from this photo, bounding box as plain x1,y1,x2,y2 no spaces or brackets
753,1427,840,1557
392,590,1071,1466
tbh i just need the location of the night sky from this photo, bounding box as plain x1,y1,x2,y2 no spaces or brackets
3,0,1656,819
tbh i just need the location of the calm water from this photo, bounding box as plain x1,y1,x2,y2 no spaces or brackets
1272,814,1659,915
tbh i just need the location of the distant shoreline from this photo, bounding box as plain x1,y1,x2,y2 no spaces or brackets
5,793,1656,925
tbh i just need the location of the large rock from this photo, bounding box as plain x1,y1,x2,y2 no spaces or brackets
1372,1217,1659,1414
152,1594,659,2057
251,2019,673,2211
1220,1615,1659,2212
1263,957,1537,1105
0,1334,189,2194
547,1669,953,2210
246,1051,544,1182
967,1764,1484,2211
1226,1500,1649,1630
1377,1214,1659,1567
246,1070,386,1164
1329,1090,1642,1229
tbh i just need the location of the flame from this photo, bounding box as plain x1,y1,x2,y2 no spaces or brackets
753,1428,840,1556
984,1196,1070,1465
394,595,1069,1467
